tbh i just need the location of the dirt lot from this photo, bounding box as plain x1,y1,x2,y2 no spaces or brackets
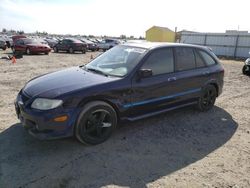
0,49,249,188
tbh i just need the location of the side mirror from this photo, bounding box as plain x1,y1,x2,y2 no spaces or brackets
138,69,153,78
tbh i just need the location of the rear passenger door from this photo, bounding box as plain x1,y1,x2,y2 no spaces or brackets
172,47,210,103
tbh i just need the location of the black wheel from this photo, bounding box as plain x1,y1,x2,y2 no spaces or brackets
26,48,31,55
82,49,86,54
45,52,49,55
242,65,249,75
69,47,74,54
75,101,117,145
197,85,217,111
53,47,58,53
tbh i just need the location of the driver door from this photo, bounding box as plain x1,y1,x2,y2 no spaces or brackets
130,47,178,117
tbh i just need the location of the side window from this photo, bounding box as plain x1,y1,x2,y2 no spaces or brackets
198,50,216,66
16,40,24,45
142,48,174,76
15,40,20,45
194,50,206,68
175,47,196,71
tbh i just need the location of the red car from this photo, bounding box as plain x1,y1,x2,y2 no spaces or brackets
13,38,51,55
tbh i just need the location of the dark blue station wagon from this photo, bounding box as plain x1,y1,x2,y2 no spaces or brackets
15,42,224,145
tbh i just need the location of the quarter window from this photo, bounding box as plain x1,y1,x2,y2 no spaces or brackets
199,50,216,66
142,48,174,75
175,47,196,71
194,50,206,68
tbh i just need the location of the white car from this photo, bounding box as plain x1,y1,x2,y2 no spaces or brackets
243,58,250,75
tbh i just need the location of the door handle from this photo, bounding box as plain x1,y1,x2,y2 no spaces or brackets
168,77,177,82
203,71,210,75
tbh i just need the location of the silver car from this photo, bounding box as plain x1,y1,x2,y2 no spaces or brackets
97,39,120,51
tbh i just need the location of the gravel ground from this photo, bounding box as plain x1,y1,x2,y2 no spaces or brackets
0,49,249,188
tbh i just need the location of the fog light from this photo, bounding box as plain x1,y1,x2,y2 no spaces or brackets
54,115,68,122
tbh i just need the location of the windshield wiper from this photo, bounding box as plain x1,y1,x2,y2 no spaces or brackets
85,67,109,77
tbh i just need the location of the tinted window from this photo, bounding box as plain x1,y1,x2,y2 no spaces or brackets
199,50,216,66
175,47,195,71
106,39,112,43
62,40,67,44
16,40,24,45
194,50,206,68
142,48,174,75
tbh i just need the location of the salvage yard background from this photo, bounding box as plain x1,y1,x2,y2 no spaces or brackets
0,49,249,188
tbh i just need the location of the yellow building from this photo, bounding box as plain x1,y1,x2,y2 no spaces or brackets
146,26,176,42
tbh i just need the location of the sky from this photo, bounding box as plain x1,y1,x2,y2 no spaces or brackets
0,0,250,37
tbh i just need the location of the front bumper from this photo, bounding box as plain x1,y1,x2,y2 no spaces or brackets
14,93,79,140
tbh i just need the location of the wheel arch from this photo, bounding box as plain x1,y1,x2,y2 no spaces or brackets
77,97,121,122
203,80,219,97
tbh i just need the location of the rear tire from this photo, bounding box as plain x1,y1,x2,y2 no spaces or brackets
197,85,217,111
53,47,58,53
75,101,117,145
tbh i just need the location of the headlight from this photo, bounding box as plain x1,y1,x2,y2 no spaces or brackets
245,58,250,65
31,98,63,110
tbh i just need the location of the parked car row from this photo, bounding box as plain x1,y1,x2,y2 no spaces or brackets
3,34,121,55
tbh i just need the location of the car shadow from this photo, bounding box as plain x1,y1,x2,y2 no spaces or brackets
0,106,238,188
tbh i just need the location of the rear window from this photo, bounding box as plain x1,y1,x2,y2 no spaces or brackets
175,47,196,71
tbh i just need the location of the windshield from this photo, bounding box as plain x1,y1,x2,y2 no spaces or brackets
23,39,41,45
85,45,146,77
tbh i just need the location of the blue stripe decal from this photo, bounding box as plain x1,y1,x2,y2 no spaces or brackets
123,88,201,108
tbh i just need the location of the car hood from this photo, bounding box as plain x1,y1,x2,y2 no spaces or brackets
23,67,119,98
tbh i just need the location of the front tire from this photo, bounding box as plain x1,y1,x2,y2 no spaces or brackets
242,65,250,75
197,85,217,111
75,101,117,145
69,47,74,54
26,48,31,55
